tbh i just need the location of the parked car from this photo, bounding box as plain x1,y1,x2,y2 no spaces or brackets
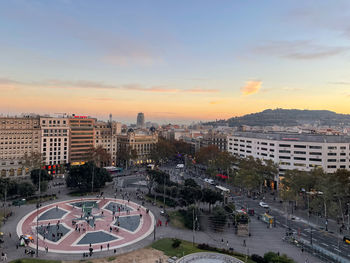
259,201,269,208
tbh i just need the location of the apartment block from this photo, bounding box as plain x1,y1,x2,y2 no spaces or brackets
0,116,41,177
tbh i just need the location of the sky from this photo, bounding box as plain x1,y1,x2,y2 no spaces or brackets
1,0,350,124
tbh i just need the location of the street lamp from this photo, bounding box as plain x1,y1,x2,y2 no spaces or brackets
36,169,41,257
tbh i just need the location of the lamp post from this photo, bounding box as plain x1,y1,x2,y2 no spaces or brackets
36,169,41,257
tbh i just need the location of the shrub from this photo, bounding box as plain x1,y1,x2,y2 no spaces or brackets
172,238,181,248
251,254,267,263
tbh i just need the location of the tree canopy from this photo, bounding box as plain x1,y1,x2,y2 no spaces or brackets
66,162,112,192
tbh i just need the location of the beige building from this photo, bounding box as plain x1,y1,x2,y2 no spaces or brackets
94,121,122,165
0,116,41,177
40,117,70,175
117,128,158,165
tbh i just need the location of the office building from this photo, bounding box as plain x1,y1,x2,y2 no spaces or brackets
228,131,350,177
40,117,69,175
68,116,95,165
136,112,145,128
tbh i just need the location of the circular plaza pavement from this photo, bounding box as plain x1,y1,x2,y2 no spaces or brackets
16,198,154,254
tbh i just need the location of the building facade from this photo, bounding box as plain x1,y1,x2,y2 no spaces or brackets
40,117,70,175
0,116,41,177
117,128,158,165
94,121,122,166
228,131,350,176
68,116,95,165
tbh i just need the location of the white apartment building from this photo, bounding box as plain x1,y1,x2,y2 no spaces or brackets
40,117,70,174
228,131,350,177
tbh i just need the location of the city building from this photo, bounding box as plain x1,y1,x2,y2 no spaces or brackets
228,131,350,181
0,116,41,177
40,117,70,175
94,121,122,166
117,128,158,165
136,112,145,128
202,131,228,151
68,115,95,165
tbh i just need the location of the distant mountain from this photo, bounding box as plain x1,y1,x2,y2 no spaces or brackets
208,109,350,127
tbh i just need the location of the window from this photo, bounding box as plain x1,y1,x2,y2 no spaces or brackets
280,156,290,159
279,144,291,147
328,152,337,156
327,159,337,162
309,158,322,162
294,151,306,154
310,152,322,155
294,157,306,161
294,145,306,148
279,150,290,153
327,165,336,169
328,146,337,150
310,145,322,149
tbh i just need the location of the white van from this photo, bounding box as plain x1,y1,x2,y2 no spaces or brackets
176,164,184,169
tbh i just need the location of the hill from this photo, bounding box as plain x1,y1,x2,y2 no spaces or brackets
208,109,350,127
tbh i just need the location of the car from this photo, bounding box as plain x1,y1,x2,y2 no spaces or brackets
259,201,269,208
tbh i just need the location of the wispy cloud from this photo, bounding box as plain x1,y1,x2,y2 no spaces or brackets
241,81,262,95
254,40,349,60
0,77,219,94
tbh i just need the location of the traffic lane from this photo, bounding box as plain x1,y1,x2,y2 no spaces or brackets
236,196,350,258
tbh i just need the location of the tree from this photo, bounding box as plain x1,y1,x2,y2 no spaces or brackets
23,151,44,174
18,182,36,198
195,145,221,165
150,138,176,164
88,146,111,167
201,188,222,212
30,169,53,192
117,147,137,168
184,178,198,188
66,162,112,192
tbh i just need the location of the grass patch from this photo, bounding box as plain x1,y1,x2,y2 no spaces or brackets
107,256,116,261
10,259,61,263
152,238,204,258
152,238,255,263
168,211,185,229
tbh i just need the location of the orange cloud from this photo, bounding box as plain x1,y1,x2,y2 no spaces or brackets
241,81,262,95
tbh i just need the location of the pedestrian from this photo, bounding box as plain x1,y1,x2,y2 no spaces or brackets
226,241,229,248
107,243,110,250
3,253,7,261
8,233,11,238
100,245,103,251
243,240,246,247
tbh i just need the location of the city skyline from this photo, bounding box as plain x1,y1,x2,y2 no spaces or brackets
1,1,350,123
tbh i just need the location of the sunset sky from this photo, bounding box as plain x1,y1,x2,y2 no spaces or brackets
1,0,350,123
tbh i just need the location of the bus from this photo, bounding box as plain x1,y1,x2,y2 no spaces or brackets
104,166,123,176
215,185,230,193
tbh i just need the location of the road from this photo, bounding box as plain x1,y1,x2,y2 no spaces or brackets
161,164,350,262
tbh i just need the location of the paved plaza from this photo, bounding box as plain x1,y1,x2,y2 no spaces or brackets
16,198,154,254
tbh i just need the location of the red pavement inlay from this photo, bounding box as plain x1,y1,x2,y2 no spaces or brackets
16,198,154,254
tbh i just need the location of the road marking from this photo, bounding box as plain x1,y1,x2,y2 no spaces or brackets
321,242,329,247
313,238,317,242
334,248,341,252
301,233,307,237
282,224,288,228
